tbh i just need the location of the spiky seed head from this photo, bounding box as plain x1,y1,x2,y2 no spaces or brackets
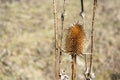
65,23,85,55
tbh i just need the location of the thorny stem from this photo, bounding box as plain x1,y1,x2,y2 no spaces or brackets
60,0,66,58
53,0,60,80
89,0,97,75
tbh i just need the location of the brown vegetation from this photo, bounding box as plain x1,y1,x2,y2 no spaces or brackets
65,24,85,56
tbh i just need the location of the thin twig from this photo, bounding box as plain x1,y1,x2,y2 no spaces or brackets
80,0,85,19
80,0,87,73
53,0,60,80
80,0,84,12
84,54,87,72
60,0,66,62
89,0,97,75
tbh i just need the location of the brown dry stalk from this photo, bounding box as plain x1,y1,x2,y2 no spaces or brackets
53,0,60,80
80,0,88,72
89,0,97,75
60,0,66,62
71,54,76,80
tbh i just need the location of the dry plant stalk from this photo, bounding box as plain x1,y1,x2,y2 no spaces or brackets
80,0,88,72
60,0,66,62
71,54,76,80
53,0,60,80
65,24,86,80
89,0,97,75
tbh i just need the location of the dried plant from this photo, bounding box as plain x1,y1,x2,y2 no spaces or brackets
85,0,97,80
60,0,66,62
53,0,97,80
65,24,85,55
65,24,86,80
53,0,60,80
89,0,97,75
80,0,88,73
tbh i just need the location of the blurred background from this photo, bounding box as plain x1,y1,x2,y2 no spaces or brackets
0,0,120,80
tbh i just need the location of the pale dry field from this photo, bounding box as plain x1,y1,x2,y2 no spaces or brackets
0,0,120,80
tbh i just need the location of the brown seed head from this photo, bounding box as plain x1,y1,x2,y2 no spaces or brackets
65,23,85,55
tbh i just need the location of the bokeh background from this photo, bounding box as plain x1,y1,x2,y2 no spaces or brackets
0,0,120,80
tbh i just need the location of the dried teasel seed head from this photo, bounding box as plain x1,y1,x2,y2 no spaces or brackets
65,23,85,55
